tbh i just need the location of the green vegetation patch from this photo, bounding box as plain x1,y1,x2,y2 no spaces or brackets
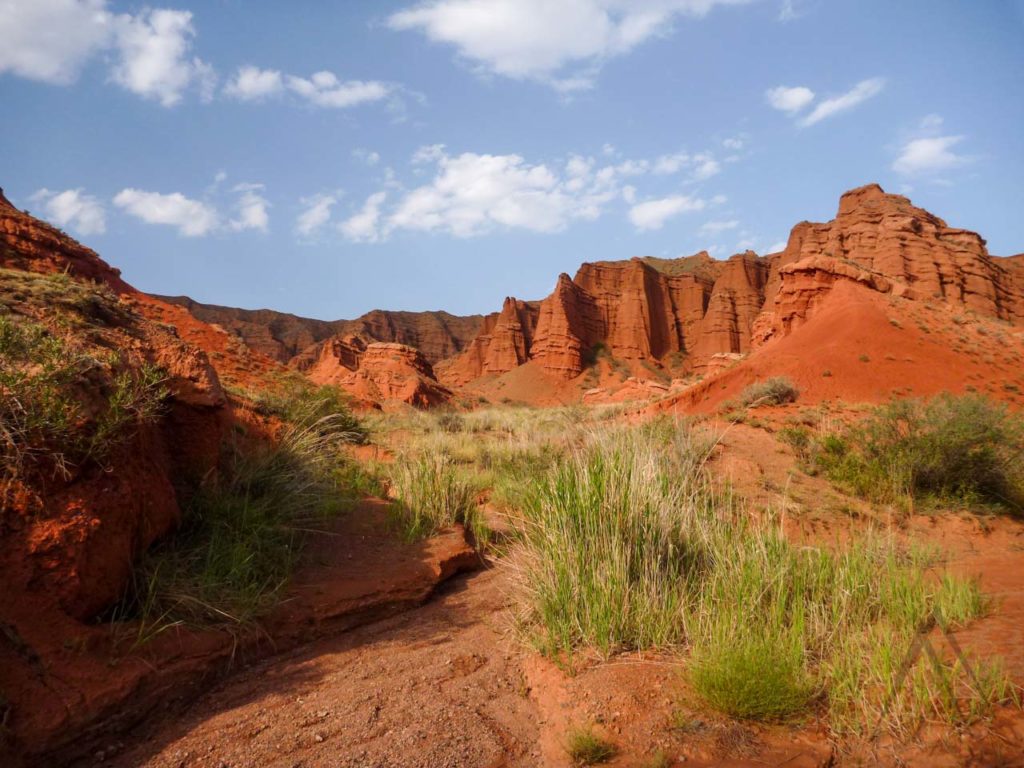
815,394,1024,514
510,420,1009,732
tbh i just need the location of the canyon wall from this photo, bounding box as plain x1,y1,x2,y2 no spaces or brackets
442,184,1023,384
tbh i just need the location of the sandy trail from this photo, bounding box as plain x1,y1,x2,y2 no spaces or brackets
99,568,542,768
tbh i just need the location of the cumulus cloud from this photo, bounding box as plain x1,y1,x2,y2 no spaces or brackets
799,77,885,126
332,141,733,241
286,71,390,108
296,194,338,237
113,188,219,236
0,0,113,84
223,66,392,110
228,183,270,232
224,65,284,101
29,187,106,235
340,192,387,242
892,136,967,176
388,0,752,89
765,85,814,113
111,8,213,106
0,1,214,105
892,116,971,177
628,195,704,231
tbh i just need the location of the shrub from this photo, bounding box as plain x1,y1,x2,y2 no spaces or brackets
738,377,799,408
816,394,1024,513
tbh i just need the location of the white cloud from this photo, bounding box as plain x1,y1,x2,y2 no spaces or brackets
113,188,218,237
412,143,448,164
388,153,582,237
892,135,967,176
653,152,689,175
699,219,738,235
691,153,720,180
111,9,212,107
779,0,802,21
29,187,106,235
224,65,284,101
388,0,752,89
228,183,269,233
722,136,744,150
224,67,392,110
0,0,113,84
628,195,704,231
353,148,381,166
767,240,788,253
341,192,387,242
296,194,338,237
765,85,814,113
286,70,390,108
799,77,885,127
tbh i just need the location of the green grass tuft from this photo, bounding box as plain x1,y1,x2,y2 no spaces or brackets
565,725,616,765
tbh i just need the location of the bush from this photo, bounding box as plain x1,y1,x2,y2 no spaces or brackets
816,394,1024,513
739,377,800,408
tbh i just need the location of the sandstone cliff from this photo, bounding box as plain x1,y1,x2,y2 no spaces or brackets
445,184,1022,387
752,184,1024,344
308,338,452,408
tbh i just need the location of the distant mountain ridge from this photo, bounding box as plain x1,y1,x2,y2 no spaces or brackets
154,296,486,367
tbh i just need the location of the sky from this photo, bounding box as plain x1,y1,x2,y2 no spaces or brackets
2,0,1023,321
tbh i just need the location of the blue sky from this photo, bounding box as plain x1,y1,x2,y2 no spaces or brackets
2,0,1023,319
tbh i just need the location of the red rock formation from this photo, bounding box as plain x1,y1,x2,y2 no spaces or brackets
753,183,1024,344
438,297,539,385
308,340,452,407
530,273,605,379
445,184,1021,391
450,252,770,381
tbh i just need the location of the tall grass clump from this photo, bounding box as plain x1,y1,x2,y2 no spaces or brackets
738,376,800,408
511,420,1010,732
816,394,1024,514
0,314,168,480
250,377,369,444
130,398,367,626
388,452,481,542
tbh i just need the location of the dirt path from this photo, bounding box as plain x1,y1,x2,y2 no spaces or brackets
99,568,543,768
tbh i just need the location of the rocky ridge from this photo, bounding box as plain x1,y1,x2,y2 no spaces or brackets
440,184,1023,387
